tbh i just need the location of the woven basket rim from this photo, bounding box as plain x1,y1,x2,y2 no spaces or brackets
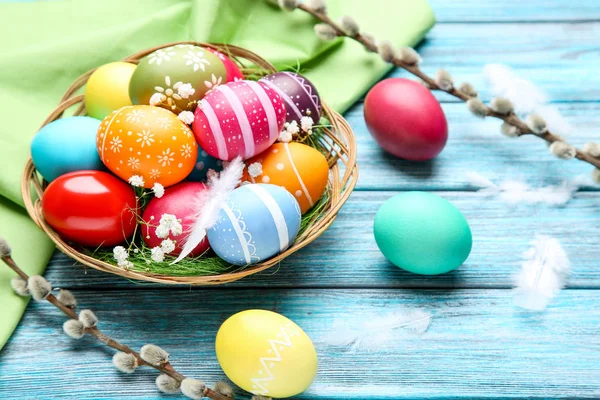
22,41,358,285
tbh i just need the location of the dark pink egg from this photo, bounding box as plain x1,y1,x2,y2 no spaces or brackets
364,78,448,161
141,182,210,257
193,80,286,161
206,48,244,83
260,72,321,125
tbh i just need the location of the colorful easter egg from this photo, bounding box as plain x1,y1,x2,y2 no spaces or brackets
216,309,318,398
141,182,210,257
96,105,198,188
243,143,328,213
84,62,136,120
207,184,301,266
193,80,286,161
206,47,244,82
42,171,137,247
260,72,321,125
31,116,104,182
374,192,472,275
185,148,224,182
129,44,226,112
364,78,448,161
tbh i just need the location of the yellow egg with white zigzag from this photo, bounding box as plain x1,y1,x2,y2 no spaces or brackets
215,310,318,398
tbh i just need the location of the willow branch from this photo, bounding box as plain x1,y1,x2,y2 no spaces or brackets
1,252,230,400
296,2,600,170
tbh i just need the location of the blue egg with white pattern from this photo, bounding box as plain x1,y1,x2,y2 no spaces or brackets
185,147,224,182
31,116,104,182
207,183,301,266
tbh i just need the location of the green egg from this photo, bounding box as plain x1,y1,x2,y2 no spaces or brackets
129,44,226,112
374,191,472,275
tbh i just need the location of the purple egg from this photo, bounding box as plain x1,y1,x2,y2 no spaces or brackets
260,72,321,125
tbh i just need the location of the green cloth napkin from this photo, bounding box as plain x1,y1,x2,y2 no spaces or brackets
0,0,434,349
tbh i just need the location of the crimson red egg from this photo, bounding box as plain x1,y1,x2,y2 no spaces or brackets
364,78,448,161
193,80,286,161
42,170,137,247
206,48,244,83
141,182,210,257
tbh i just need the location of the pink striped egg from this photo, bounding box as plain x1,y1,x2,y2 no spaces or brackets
192,80,286,161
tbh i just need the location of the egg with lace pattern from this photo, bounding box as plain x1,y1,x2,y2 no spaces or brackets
216,309,318,398
96,105,198,188
192,80,286,161
243,142,329,213
206,184,301,266
260,72,321,125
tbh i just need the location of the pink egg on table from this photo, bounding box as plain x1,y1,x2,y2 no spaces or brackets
206,47,244,83
193,80,286,161
141,182,209,257
364,78,448,161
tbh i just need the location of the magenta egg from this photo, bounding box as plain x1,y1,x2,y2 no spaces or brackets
260,72,321,125
192,80,286,161
206,48,244,83
364,78,448,161
141,182,210,257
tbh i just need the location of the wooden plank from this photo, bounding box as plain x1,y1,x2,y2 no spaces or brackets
385,22,600,103
41,191,600,290
431,0,600,22
1,288,599,399
347,102,600,191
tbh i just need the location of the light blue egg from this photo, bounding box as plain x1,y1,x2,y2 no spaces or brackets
208,183,301,266
186,147,223,182
31,116,104,182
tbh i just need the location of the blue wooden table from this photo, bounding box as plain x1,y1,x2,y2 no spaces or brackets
2,1,600,398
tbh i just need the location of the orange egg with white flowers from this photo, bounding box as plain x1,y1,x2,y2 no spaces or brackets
96,105,197,188
243,142,329,213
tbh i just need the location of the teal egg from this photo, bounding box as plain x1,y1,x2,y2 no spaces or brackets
374,191,472,275
31,116,104,182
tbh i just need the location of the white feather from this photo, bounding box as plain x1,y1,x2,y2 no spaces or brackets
466,172,579,206
324,309,431,352
172,157,244,263
483,64,573,136
513,235,570,311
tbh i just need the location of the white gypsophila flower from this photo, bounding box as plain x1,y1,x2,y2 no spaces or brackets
278,130,293,143
206,168,219,180
117,260,133,269
149,92,164,106
178,111,195,125
152,183,165,198
286,120,300,135
113,246,128,263
247,162,263,178
155,224,170,239
170,220,183,237
300,116,314,132
128,175,145,187
160,239,176,254
151,247,165,263
159,213,178,228
176,82,195,99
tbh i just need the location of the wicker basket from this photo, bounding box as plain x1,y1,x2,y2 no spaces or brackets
22,42,358,285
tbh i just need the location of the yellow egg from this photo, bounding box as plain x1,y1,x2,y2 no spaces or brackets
215,310,318,398
85,62,136,120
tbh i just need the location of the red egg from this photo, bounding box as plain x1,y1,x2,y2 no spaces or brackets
42,171,137,247
206,48,244,83
141,182,210,257
193,80,286,161
364,78,448,161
